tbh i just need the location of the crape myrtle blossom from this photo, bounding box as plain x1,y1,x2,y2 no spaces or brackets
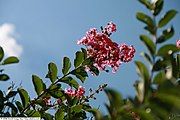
77,22,135,73
65,86,85,98
177,40,180,48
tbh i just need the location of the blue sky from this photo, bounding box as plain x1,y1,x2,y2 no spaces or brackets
0,0,179,114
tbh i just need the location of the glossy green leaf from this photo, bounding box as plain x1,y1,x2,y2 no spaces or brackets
0,74,10,81
71,105,82,113
153,0,164,16
48,62,58,83
0,47,4,62
140,52,153,65
140,35,156,57
153,71,166,84
158,10,178,28
62,57,71,75
74,51,84,68
55,109,65,120
25,110,41,117
136,12,154,27
156,26,174,44
32,75,44,95
157,44,179,57
2,56,19,65
17,88,30,108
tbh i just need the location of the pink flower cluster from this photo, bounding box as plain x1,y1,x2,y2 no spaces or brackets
77,22,135,73
177,40,180,48
65,86,85,98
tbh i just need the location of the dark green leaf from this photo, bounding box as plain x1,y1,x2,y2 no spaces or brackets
5,102,18,114
0,46,4,62
153,0,164,16
81,48,87,59
153,71,166,84
71,67,88,83
144,26,155,35
62,57,71,75
48,62,58,83
136,12,154,27
74,51,84,68
158,10,178,28
157,44,179,57
49,90,64,99
157,26,174,44
138,0,153,10
32,75,44,95
71,105,82,113
25,110,41,117
134,109,155,120
0,74,10,81
89,65,99,76
2,56,19,65
140,52,153,65
152,59,170,71
55,109,65,120
6,91,17,99
61,76,79,89
140,35,156,57
17,88,30,108
15,101,23,112
42,113,54,120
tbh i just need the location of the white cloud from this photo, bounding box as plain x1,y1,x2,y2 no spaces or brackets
0,23,23,57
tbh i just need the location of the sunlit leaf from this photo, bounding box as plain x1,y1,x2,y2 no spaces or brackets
55,109,64,120
157,44,179,57
32,75,44,95
2,56,19,65
17,88,30,108
25,110,41,117
48,62,58,83
158,10,178,28
136,12,154,27
74,51,84,68
62,57,71,75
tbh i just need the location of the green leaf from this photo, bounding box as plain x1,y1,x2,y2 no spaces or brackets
140,35,156,57
48,62,58,83
42,113,54,120
71,105,82,113
49,90,64,99
136,12,154,27
144,26,155,35
157,44,179,57
61,76,79,89
134,109,155,120
0,74,10,81
74,51,84,68
32,75,44,95
153,71,166,84
81,48,87,59
104,88,123,109
5,102,18,115
25,110,41,117
158,10,178,28
153,0,164,16
140,52,153,65
156,26,174,44
71,67,88,83
138,0,153,10
2,56,19,65
0,47,4,62
62,57,71,75
152,59,170,71
55,109,65,120
15,101,23,112
17,88,30,108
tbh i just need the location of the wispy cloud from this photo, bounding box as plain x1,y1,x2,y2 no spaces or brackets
0,23,23,57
